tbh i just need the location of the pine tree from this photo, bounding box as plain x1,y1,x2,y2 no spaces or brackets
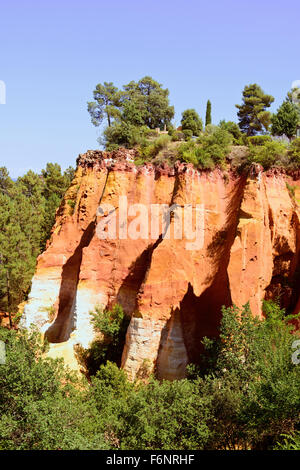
0,189,33,323
271,100,299,139
17,170,46,252
87,82,122,128
0,164,74,321
236,84,274,136
41,163,73,246
205,100,212,127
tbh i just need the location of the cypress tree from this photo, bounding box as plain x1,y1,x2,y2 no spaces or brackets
205,100,212,127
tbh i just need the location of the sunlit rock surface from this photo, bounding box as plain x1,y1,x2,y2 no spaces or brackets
21,150,300,379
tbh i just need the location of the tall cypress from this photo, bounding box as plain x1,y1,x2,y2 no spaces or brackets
205,100,212,127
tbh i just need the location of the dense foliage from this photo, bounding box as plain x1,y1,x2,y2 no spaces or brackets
1,300,299,450
87,78,300,172
177,125,233,169
205,100,212,127
181,108,203,138
88,76,174,150
236,84,274,136
271,99,299,139
78,304,130,376
0,164,74,323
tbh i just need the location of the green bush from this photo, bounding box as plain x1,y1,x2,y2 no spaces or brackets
177,141,213,168
81,304,130,375
248,135,272,146
103,122,150,150
276,432,300,450
193,301,300,450
248,140,287,169
219,120,243,143
1,298,300,450
181,108,203,137
169,130,184,142
0,327,107,450
197,126,233,164
182,128,193,140
177,126,232,169
287,137,300,166
139,134,172,160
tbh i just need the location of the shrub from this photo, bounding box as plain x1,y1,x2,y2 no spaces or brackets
177,141,213,168
181,108,203,137
82,304,130,375
276,432,300,450
194,301,300,450
177,126,233,169
117,378,212,450
248,140,287,169
287,137,300,166
139,134,171,160
248,135,272,146
197,126,233,165
219,120,243,143
103,122,150,150
182,128,193,140
0,327,107,450
170,130,184,142
1,299,300,450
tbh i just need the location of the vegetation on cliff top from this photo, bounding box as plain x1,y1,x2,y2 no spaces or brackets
1,300,299,450
88,78,300,171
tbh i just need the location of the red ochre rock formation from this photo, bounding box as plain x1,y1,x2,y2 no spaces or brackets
21,149,300,379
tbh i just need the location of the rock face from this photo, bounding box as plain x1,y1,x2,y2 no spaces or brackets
21,150,300,380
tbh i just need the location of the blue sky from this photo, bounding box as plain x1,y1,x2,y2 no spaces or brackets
0,0,299,177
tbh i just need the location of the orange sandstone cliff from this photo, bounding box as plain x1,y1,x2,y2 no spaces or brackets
21,149,300,379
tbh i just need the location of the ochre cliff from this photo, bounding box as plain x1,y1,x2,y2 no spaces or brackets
21,149,300,379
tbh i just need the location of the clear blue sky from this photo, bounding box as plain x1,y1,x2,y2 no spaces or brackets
0,0,299,177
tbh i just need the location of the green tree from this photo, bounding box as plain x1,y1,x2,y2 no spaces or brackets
118,378,211,450
248,140,287,169
88,82,122,128
101,76,175,149
205,100,212,126
63,166,75,185
0,164,73,324
41,163,72,246
78,305,130,376
219,120,242,141
271,100,299,139
0,171,37,322
17,170,46,252
236,84,274,136
1,170,39,320
196,301,300,449
0,326,107,450
122,76,174,129
181,109,203,137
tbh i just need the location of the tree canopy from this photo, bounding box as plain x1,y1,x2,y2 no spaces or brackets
236,84,274,136
88,76,174,149
271,99,299,139
181,108,203,137
0,165,74,320
1,299,299,450
87,82,122,128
